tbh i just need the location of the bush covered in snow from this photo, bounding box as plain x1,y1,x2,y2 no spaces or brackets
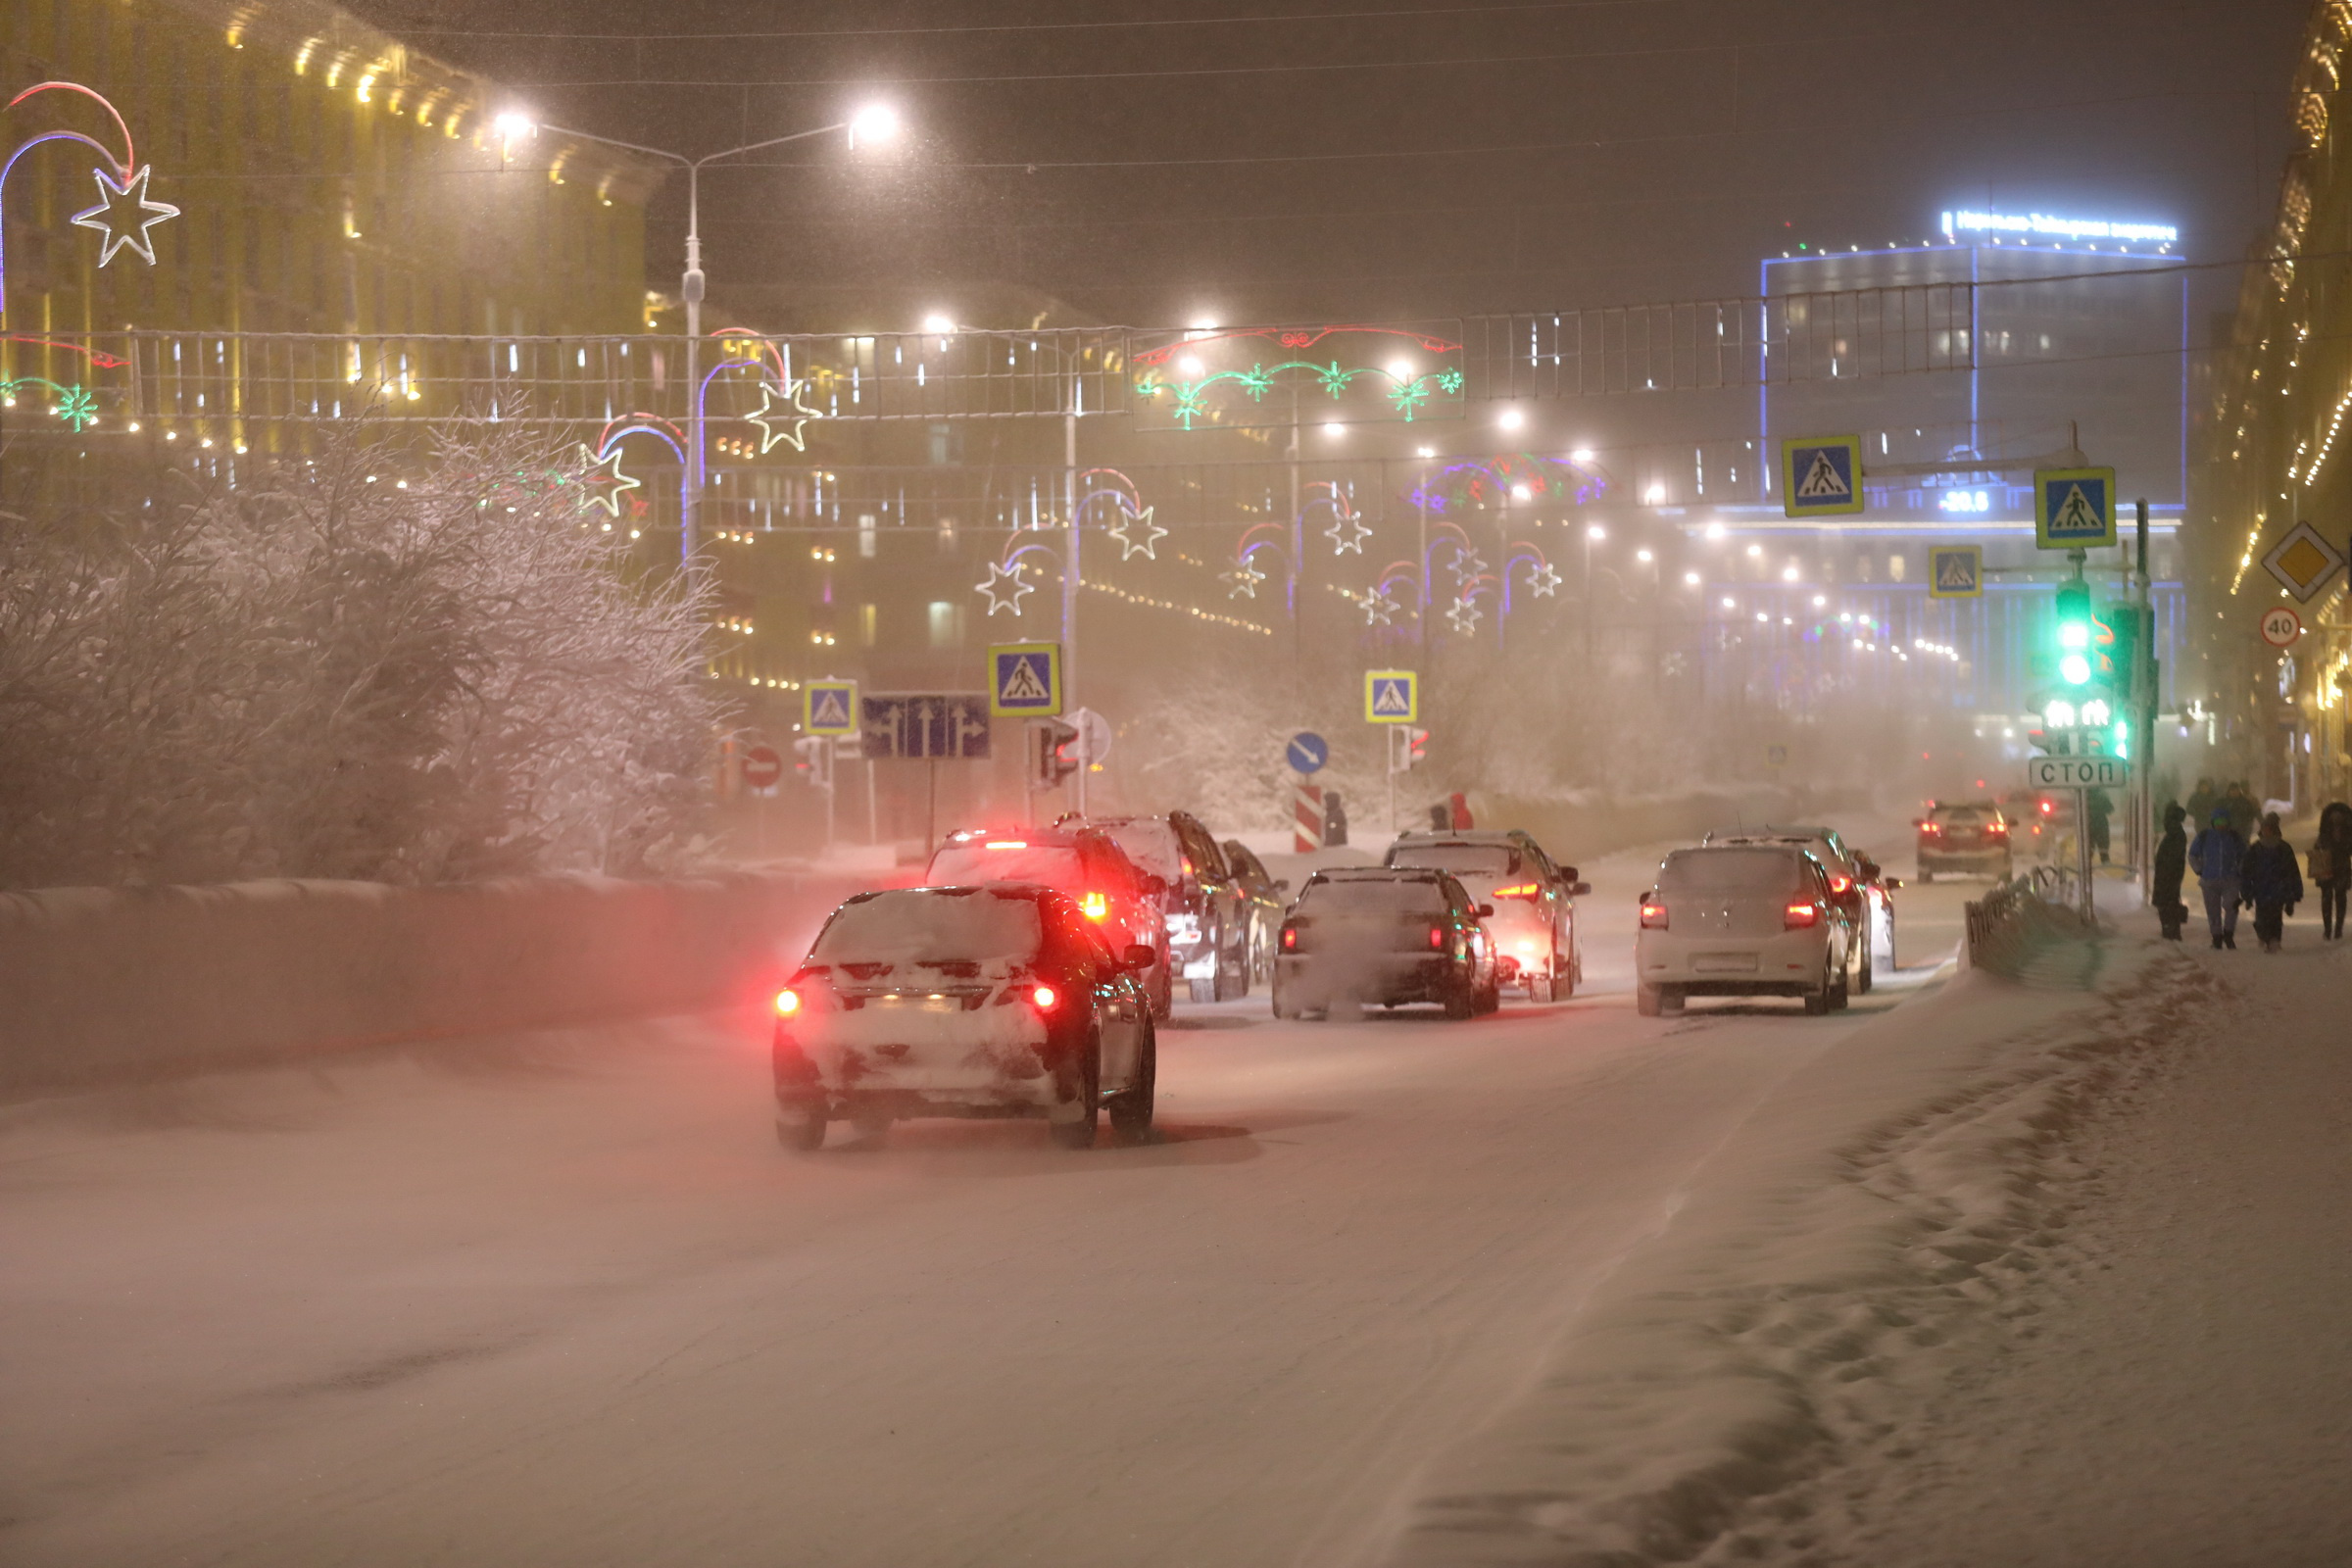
0,421,717,889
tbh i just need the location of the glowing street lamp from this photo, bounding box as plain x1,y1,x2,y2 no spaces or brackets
520,103,904,561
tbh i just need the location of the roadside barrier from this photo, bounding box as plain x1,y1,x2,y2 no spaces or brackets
1963,865,2085,974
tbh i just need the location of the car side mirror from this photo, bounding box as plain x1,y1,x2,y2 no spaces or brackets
1274,878,1291,892
1883,877,1904,891
1571,881,1592,897
1476,904,1495,918
1144,875,1168,896
1123,943,1157,970
1561,866,1580,884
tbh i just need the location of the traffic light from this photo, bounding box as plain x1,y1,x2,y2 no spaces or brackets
1391,725,1429,773
2053,578,2093,687
792,736,832,790
1025,716,1080,792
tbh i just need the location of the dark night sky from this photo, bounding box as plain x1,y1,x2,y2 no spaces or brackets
355,0,2310,333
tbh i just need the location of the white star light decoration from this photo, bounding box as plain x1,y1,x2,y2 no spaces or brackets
70,164,179,267
577,444,642,516
1525,562,1562,598
1222,558,1268,600
1357,586,1397,626
1449,546,1488,585
1322,506,1371,556
1106,505,1167,561
1446,595,1485,636
744,378,820,454
974,559,1035,616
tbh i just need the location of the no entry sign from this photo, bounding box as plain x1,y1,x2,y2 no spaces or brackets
741,746,785,790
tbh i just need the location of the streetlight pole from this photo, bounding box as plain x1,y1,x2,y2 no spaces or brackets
512,108,897,563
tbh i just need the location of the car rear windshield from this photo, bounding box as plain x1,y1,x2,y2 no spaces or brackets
926,842,1084,889
1657,848,1805,894
1933,806,1987,823
1299,877,1450,912
1389,844,1519,877
811,889,1043,965
1097,820,1182,880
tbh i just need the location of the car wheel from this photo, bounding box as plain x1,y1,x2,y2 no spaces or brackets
1856,943,1874,995
1804,959,1833,1014
1151,964,1173,1021
1548,937,1576,1001
1919,868,1935,884
1637,984,1664,1017
1271,981,1299,1021
774,1101,827,1153
1661,985,1685,1014
1214,928,1248,1002
1187,977,1215,1004
1444,977,1477,1020
1108,1023,1156,1145
1830,961,1851,1010
1049,1037,1101,1151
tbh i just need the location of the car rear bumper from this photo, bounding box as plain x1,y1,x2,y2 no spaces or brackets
1274,953,1459,1005
775,1013,1071,1113
1637,930,1828,986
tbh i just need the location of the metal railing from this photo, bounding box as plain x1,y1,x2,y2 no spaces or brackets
1963,864,2085,973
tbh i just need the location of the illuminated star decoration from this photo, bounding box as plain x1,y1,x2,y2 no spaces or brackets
1446,595,1484,636
1357,586,1397,627
52,384,97,430
1223,558,1269,600
1525,562,1562,598
974,559,1035,616
576,443,641,517
1449,546,1488,585
744,378,820,454
1322,505,1372,557
69,164,179,267
1106,504,1166,561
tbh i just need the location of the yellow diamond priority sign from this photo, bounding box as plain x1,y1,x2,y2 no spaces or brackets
2261,521,2346,605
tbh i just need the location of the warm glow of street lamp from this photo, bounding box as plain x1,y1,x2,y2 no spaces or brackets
921,312,956,334
849,103,900,147
1497,407,1526,431
1570,448,1595,463
492,111,535,142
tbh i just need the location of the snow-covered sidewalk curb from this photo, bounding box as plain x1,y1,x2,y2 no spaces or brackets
1385,935,2220,1567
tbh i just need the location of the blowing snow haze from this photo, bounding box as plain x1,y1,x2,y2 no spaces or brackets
7,0,2351,1565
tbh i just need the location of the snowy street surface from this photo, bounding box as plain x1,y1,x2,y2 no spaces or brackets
0,842,1966,1568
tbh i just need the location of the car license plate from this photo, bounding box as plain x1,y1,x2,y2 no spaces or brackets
1693,953,1759,974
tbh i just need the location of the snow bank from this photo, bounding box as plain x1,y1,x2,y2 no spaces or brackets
1385,928,2222,1567
0,873,866,1099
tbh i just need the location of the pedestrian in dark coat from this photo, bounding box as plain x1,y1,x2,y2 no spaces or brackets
2188,810,2245,949
2151,802,2188,941
2241,811,2305,954
2310,802,2352,940
2087,788,2113,865
2223,781,2261,841
2186,777,2219,829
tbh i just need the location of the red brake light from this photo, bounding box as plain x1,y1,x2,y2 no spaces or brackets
1640,901,1669,930
1080,891,1109,920
2039,800,2055,815
774,988,802,1016
1784,901,1821,929
1492,882,1542,899
1031,984,1058,1009
1429,924,1447,951
1985,825,2008,839
1920,823,1943,836
1280,925,1298,952
1828,873,1851,895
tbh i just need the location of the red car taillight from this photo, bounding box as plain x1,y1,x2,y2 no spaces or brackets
1920,823,1943,837
1280,925,1298,952
1492,882,1542,900
1079,891,1109,920
1985,825,2008,840
1828,872,1852,896
1031,984,1058,1009
774,988,803,1016
1428,924,1447,950
1640,901,1668,930
1784,901,1822,929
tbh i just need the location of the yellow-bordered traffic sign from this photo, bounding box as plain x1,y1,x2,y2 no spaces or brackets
988,642,1063,716
1779,434,1864,517
1928,544,1984,599
1365,669,1419,723
805,680,858,736
2261,521,2346,604
2034,466,2117,549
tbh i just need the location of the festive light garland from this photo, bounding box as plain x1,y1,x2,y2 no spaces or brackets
1405,453,1608,516
1,82,177,322
974,557,1036,615
1,375,99,430
1140,359,1464,430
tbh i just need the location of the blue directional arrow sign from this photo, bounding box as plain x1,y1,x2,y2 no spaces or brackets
1287,731,1329,773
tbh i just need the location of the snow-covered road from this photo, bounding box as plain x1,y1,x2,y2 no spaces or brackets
0,853,1980,1568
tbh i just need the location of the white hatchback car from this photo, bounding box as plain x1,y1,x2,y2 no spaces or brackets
1702,823,1895,990
1636,845,1855,1016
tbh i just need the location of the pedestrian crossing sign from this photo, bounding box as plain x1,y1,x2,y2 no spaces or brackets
1779,435,1864,517
1929,545,1984,599
1365,668,1419,724
988,642,1063,716
805,680,858,736
2034,466,2117,549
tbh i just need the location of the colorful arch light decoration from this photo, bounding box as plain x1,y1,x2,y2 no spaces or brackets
584,414,687,549
2,374,98,430
2,82,178,323
1404,453,1609,516
1077,467,1165,561
1134,323,1465,431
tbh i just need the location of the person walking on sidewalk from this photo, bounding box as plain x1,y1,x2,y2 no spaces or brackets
2241,812,2304,955
2310,802,2352,940
2152,802,2189,941
2087,788,2114,866
2189,808,2245,950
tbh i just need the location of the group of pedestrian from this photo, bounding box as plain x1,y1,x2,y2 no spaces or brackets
2151,794,2352,952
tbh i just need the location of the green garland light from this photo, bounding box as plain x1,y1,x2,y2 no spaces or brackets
1137,361,1464,430
1,376,100,431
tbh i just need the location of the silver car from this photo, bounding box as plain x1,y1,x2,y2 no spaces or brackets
1636,845,1856,1016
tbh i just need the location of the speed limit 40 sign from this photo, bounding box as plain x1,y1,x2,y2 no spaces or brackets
2261,605,2303,648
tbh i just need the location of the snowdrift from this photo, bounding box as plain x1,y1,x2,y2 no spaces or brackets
1386,929,2216,1567
0,873,864,1098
